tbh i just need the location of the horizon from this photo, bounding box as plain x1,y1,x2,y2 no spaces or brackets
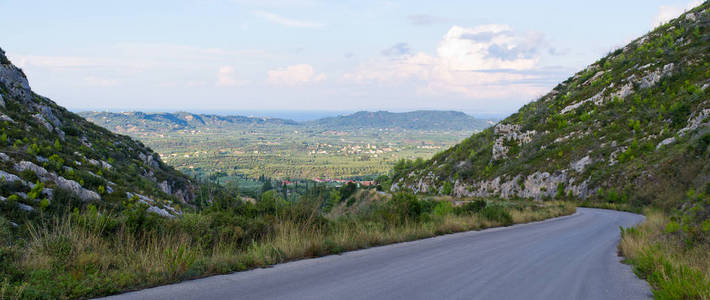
73,108,507,121
1,0,702,116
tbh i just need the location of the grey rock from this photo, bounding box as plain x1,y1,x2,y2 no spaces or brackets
686,12,697,22
15,161,50,179
101,160,113,170
560,89,604,114
0,170,22,184
17,203,34,212
14,160,100,201
0,113,14,123
147,206,174,218
678,108,710,136
126,192,155,205
571,156,592,173
656,137,676,149
0,64,32,103
159,180,172,194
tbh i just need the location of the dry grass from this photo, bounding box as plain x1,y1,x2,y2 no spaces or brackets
510,202,576,223
619,210,710,299
5,201,575,299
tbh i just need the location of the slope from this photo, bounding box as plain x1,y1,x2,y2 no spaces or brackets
308,110,492,130
394,3,710,209
0,47,197,222
79,111,298,134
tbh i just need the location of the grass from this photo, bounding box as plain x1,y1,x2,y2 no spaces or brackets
619,210,710,299
579,201,642,213
1,200,575,299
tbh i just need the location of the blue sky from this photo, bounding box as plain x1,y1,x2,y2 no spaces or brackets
0,0,703,117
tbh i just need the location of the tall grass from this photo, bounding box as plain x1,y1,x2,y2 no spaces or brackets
2,201,574,299
620,210,710,299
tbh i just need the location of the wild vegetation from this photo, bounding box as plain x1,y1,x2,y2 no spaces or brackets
0,181,574,298
620,185,710,299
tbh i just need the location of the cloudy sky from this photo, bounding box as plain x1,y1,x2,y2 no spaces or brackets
0,0,702,116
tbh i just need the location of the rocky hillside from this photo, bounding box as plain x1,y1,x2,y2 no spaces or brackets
309,110,493,130
0,47,196,221
80,111,298,134
393,3,710,209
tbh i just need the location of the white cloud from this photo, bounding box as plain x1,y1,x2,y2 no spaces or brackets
267,64,326,86
253,10,323,28
216,66,248,87
344,25,554,99
653,0,703,27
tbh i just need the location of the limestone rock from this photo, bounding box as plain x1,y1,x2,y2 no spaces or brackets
0,63,32,103
147,206,174,218
0,170,23,184
571,156,592,173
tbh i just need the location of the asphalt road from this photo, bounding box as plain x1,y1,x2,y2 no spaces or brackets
102,208,651,300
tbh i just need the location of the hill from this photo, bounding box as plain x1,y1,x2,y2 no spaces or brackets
0,47,197,220
80,110,491,133
393,3,710,209
307,110,492,130
79,111,298,134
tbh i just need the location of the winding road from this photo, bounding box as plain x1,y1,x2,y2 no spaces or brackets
102,208,651,299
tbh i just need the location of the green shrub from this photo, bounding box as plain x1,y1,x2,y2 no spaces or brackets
442,181,453,195
456,200,487,215
479,206,513,226
432,201,453,216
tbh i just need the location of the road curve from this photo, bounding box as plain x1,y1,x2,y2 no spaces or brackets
102,208,651,300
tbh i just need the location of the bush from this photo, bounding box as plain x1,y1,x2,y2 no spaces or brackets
432,201,453,216
456,200,487,215
441,181,453,195
480,206,513,226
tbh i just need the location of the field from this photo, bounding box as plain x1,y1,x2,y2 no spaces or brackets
81,112,484,182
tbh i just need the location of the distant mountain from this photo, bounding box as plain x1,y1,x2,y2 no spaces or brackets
0,47,196,219
394,4,710,209
308,110,492,130
79,111,298,133
80,110,494,133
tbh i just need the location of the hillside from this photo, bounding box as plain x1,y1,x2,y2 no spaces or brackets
79,111,298,133
394,3,710,209
80,110,491,133
0,47,197,220
308,110,492,130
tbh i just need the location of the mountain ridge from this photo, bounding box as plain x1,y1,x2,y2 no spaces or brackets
80,110,492,133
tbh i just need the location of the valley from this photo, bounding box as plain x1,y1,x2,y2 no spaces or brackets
80,111,492,182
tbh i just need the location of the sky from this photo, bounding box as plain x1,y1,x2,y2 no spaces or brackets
0,0,703,117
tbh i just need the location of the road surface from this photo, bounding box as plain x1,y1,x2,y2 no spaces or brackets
102,208,651,300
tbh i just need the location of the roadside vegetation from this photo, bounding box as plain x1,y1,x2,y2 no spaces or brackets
620,184,710,299
0,183,574,299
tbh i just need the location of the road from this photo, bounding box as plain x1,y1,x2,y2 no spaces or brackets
102,208,651,300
